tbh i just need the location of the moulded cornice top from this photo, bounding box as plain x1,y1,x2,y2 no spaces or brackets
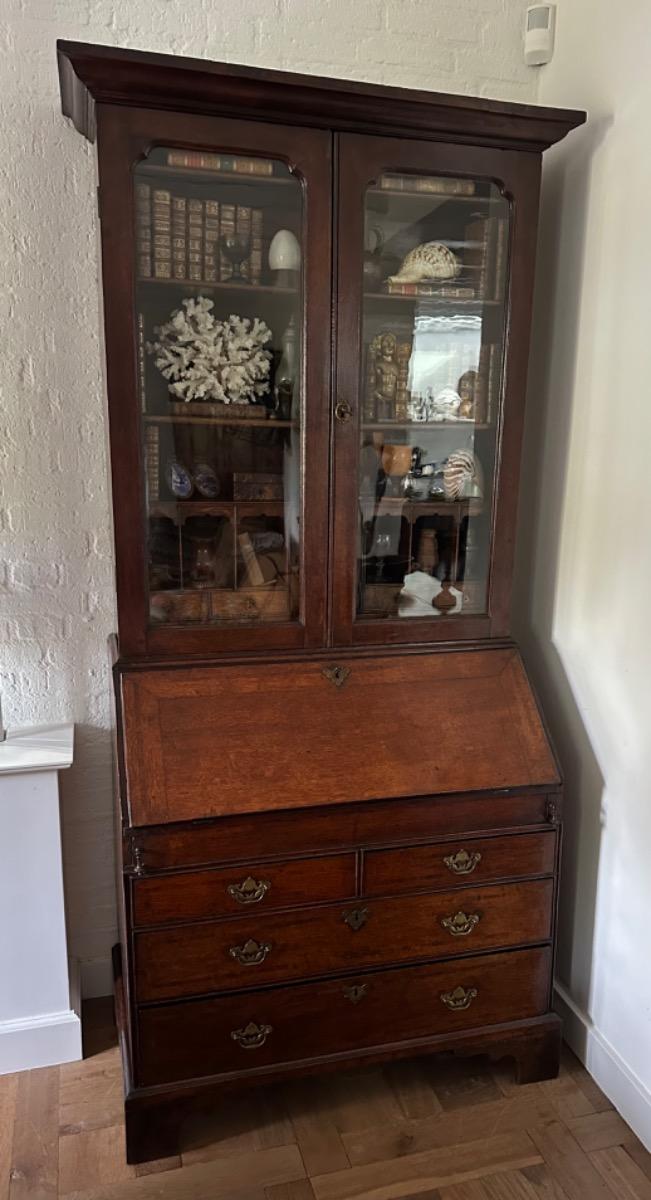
57,40,585,151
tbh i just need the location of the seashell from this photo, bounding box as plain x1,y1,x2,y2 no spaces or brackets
388,241,460,284
427,387,461,422
443,450,483,502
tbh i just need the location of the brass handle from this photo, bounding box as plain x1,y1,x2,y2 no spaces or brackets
343,983,368,1004
230,1021,273,1049
343,907,369,932
443,849,482,875
227,876,271,905
440,985,478,1011
334,399,353,423
229,938,272,966
441,910,481,937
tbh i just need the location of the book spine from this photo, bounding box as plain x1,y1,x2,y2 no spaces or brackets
187,197,205,282
379,173,475,196
473,342,491,424
137,312,146,412
385,281,475,298
486,342,503,423
236,205,252,281
145,424,160,503
135,183,152,278
166,151,274,176
492,218,509,302
250,208,263,285
152,188,171,279
171,195,187,281
203,199,219,282
219,203,236,281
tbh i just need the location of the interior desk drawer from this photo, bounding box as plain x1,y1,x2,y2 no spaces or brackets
136,945,552,1086
132,852,355,928
134,877,553,1001
364,831,556,897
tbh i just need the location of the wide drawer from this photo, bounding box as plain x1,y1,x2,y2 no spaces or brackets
134,877,553,1001
136,945,552,1086
132,853,355,928
364,831,556,897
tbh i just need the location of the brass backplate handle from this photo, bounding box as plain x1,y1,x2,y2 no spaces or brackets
440,985,478,1011
343,907,369,932
227,876,271,905
230,1021,273,1049
443,849,482,875
321,665,350,688
229,938,272,966
441,910,481,937
335,399,353,423
343,983,368,1004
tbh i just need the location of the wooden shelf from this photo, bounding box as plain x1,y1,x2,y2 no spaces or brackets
144,414,296,428
360,496,484,519
150,500,285,522
362,421,491,432
138,277,297,296
363,292,499,306
137,163,295,186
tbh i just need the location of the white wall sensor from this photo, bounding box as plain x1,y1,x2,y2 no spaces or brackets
524,3,556,66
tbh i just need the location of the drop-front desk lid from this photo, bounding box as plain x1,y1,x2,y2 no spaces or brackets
118,647,559,828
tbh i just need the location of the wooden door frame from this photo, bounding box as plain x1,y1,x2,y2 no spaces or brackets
96,104,332,658
331,132,541,647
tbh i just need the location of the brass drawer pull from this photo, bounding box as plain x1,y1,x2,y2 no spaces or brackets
229,938,272,966
441,910,481,937
443,849,482,875
343,907,369,931
227,876,271,905
230,1021,273,1050
441,985,478,1011
343,983,368,1004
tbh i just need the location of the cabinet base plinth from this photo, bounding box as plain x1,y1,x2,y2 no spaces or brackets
113,946,561,1165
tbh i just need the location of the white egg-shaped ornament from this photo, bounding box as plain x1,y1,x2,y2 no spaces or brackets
269,229,301,286
388,241,460,284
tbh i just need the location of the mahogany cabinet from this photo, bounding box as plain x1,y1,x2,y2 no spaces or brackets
58,40,585,1163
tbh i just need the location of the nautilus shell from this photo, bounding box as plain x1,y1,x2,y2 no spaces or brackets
443,450,484,502
388,241,460,284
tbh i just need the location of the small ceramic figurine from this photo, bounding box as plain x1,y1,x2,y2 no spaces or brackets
388,241,460,284
373,332,399,421
457,370,477,420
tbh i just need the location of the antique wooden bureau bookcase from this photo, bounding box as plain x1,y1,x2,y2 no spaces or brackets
58,42,585,1163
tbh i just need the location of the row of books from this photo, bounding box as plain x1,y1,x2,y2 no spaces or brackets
135,183,263,284
463,215,509,302
378,173,476,197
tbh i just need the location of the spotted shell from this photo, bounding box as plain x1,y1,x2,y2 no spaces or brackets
388,241,460,284
443,450,483,501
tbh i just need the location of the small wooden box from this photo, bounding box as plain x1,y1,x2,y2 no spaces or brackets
233,473,283,501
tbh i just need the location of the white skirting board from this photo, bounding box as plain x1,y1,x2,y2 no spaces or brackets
555,981,651,1151
0,959,82,1075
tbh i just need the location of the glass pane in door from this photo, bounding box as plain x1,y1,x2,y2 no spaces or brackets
357,172,509,620
134,147,303,626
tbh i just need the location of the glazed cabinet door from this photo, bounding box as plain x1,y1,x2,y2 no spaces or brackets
331,133,540,646
96,105,331,657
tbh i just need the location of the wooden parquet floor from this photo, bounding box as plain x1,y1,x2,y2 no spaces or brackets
2,998,650,1200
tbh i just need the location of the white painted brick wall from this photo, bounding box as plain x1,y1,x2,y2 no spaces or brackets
0,0,536,997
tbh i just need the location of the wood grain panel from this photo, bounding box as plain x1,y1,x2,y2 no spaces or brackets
121,648,558,825
363,832,556,897
136,947,551,1086
134,878,553,1001
132,854,355,928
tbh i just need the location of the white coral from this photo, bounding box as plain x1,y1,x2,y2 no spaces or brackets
147,297,272,404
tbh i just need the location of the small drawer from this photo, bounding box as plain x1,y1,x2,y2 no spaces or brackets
134,877,553,1001
136,945,552,1086
364,831,556,897
132,852,356,928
